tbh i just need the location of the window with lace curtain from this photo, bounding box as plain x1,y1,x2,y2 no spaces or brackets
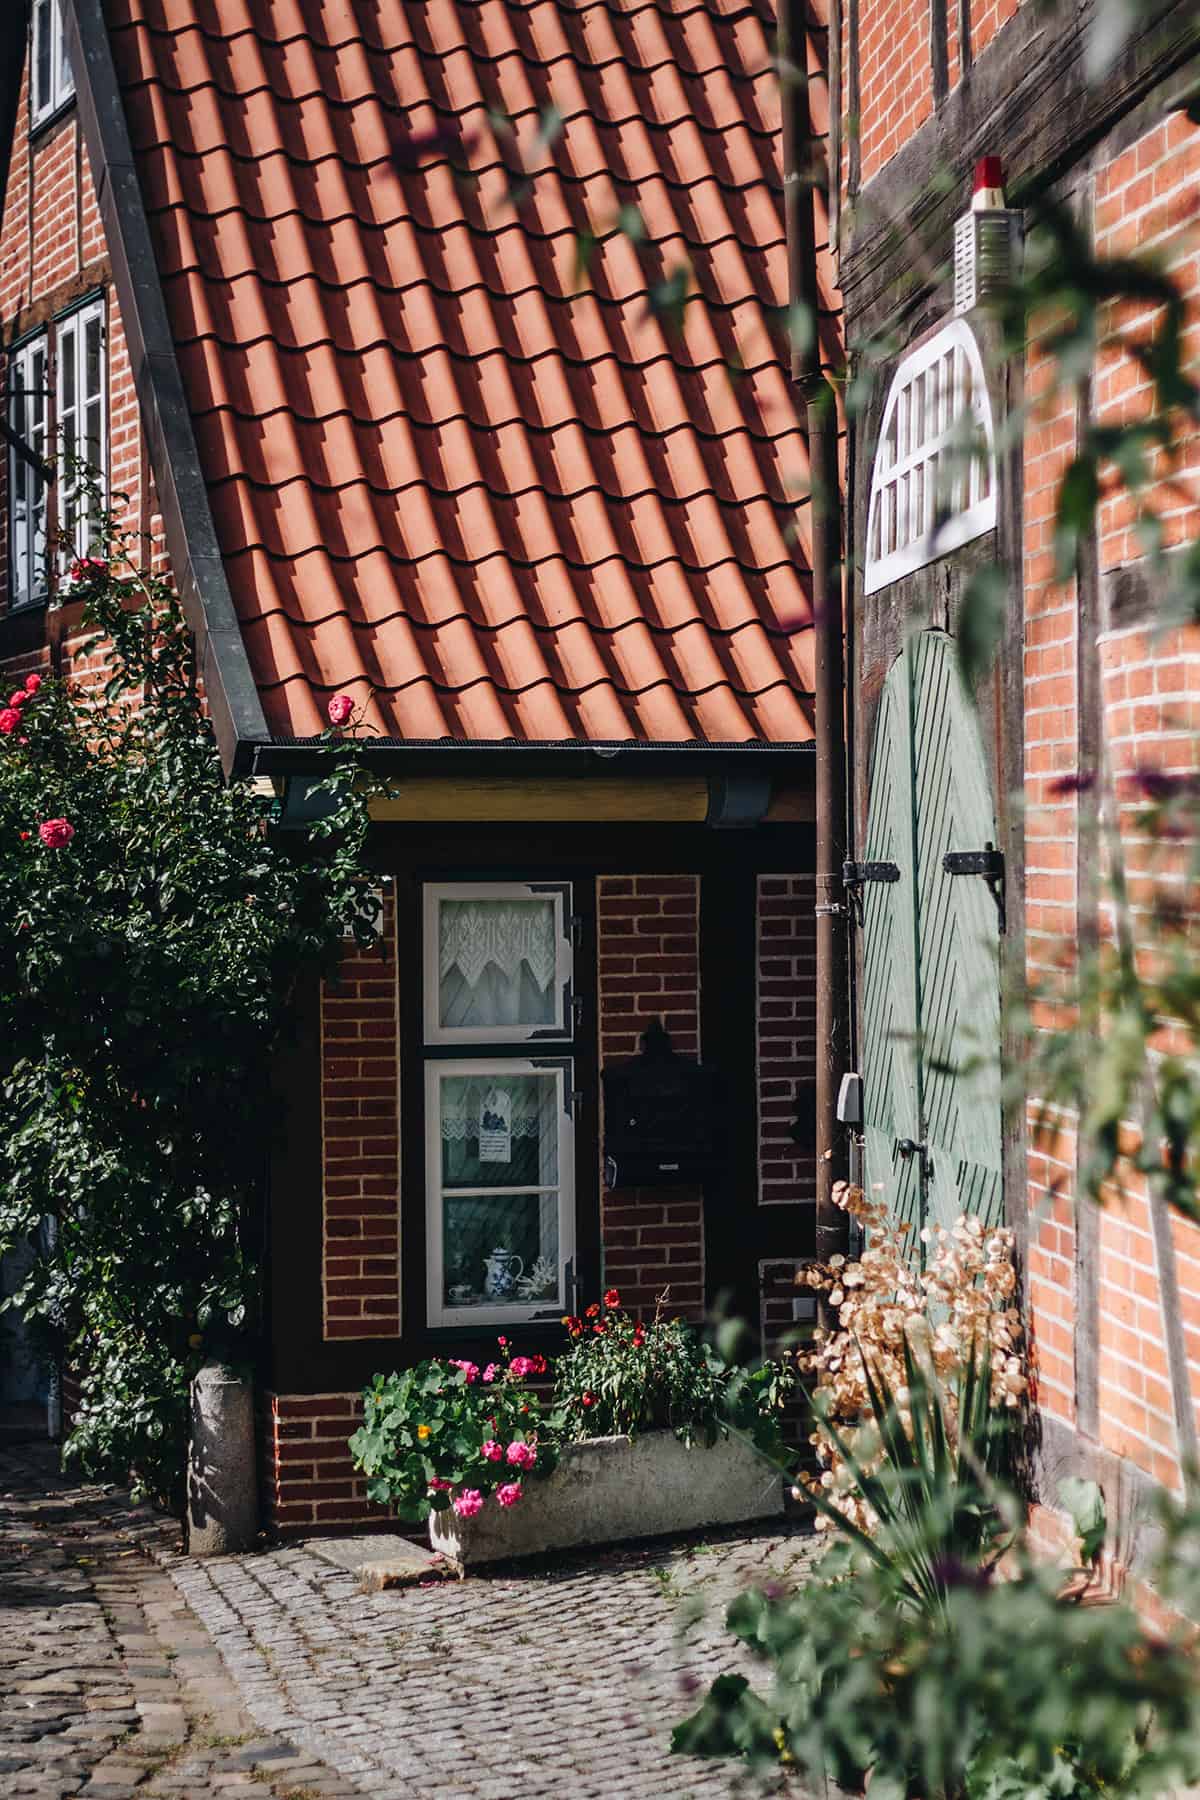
422,883,576,1327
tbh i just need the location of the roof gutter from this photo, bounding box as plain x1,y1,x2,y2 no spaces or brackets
66,0,269,779
780,0,850,1271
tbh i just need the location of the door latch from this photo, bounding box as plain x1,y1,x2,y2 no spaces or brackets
896,1137,933,1180
942,843,1006,933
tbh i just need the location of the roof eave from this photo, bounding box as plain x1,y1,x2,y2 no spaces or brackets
67,0,269,779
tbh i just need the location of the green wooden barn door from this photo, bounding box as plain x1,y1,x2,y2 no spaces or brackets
860,632,1003,1245
860,647,923,1242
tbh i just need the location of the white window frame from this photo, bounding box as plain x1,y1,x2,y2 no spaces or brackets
424,1057,576,1329
7,331,50,609
55,296,108,570
30,0,76,131
864,319,997,595
422,880,573,1046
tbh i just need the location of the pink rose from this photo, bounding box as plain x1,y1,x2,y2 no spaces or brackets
482,1363,499,1384
452,1488,484,1518
23,674,41,694
38,819,75,848
8,691,25,710
327,693,354,727
480,1439,503,1462
0,709,19,735
496,1482,523,1508
449,1359,479,1384
506,1441,536,1470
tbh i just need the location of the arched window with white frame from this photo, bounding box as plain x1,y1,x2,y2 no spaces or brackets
864,320,997,595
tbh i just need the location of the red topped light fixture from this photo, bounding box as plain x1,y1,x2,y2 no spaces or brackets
954,153,1022,314
971,155,1006,210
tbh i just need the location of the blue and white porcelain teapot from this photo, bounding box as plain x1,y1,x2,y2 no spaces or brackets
483,1246,524,1299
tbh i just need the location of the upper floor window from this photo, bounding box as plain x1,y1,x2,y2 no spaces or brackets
31,0,76,130
6,296,108,609
56,298,108,566
864,319,997,595
7,335,50,608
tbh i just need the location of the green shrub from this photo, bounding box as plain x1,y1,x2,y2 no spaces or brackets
349,1344,557,1522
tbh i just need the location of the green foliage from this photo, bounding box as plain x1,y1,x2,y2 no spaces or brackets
0,488,376,1511
348,1348,556,1521
808,1337,1017,1615
550,1293,795,1456
673,1536,1200,1799
676,1359,1200,1797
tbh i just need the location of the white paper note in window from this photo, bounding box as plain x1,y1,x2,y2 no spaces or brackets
478,1087,512,1163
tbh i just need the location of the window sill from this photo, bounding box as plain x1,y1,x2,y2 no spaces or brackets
29,95,77,143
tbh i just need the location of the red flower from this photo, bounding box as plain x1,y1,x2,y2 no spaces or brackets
23,674,41,694
0,709,19,735
593,1321,606,1336
69,556,107,584
581,1392,595,1408
586,1302,600,1318
8,691,25,710
38,818,75,848
326,692,355,727
497,1336,508,1347
18,831,30,841
531,1353,547,1375
604,1288,620,1308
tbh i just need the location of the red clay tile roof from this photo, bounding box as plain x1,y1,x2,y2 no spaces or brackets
107,0,837,745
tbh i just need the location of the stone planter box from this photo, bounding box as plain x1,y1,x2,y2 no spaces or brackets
428,1430,783,1566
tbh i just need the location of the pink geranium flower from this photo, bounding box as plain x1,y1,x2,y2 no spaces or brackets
452,1488,484,1518
480,1439,503,1462
496,1482,523,1508
449,1359,479,1384
23,674,41,694
38,818,75,848
427,1476,452,1492
8,691,25,709
482,1363,499,1383
0,709,19,735
508,1356,537,1379
326,692,354,727
506,1441,536,1470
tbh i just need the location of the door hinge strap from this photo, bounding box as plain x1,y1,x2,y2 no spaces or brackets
843,859,901,884
943,844,1006,933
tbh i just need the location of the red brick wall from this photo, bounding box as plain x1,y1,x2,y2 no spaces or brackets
320,889,401,1341
757,874,816,1206
857,0,932,181
596,874,705,1320
261,1391,372,1537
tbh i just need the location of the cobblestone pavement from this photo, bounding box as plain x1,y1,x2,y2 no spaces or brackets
164,1517,821,1799
0,1444,358,1800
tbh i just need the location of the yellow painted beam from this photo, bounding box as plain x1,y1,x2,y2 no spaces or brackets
367,775,711,823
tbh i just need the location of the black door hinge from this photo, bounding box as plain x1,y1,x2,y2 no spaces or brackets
942,844,1006,933
842,859,901,926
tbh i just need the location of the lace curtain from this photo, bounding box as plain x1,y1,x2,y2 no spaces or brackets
438,898,556,1030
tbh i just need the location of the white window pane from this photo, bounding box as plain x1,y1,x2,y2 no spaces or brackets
440,1071,559,1190
438,896,557,1032
443,1192,560,1310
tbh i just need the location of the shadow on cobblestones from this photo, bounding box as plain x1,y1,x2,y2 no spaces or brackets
0,1444,357,1800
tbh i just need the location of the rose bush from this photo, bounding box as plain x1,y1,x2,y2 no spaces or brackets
349,1340,556,1521
0,483,378,1511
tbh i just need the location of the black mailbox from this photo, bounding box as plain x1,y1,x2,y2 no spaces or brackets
602,1021,721,1189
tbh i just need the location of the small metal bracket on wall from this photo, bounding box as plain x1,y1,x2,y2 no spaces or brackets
841,858,900,927
942,843,1006,933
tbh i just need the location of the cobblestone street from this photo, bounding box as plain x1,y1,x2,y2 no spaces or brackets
2,1444,820,1799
